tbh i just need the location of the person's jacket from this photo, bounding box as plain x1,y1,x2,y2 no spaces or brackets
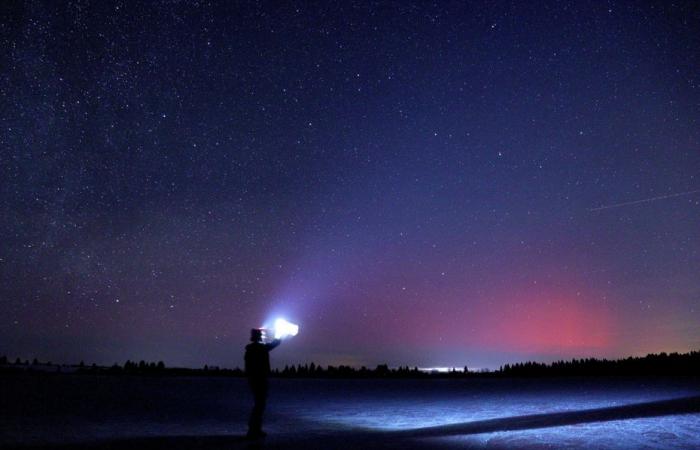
245,339,281,378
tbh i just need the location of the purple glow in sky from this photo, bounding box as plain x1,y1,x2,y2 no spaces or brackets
1,1,699,369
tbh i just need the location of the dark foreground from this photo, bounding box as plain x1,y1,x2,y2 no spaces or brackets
1,374,699,449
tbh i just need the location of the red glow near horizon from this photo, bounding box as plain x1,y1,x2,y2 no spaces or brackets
477,290,613,354
391,284,616,357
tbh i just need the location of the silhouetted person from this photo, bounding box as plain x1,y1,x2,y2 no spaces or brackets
245,328,281,439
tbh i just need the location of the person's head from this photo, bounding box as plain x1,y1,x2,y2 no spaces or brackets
250,328,263,343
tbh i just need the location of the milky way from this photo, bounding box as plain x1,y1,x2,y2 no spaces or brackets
1,1,699,369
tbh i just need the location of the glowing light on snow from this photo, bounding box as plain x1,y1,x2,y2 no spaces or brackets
274,318,299,339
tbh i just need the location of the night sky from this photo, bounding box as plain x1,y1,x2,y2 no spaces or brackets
1,1,699,370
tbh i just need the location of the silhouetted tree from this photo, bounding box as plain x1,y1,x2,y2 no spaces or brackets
375,364,389,376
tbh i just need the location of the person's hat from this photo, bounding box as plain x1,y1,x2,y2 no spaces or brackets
250,328,263,342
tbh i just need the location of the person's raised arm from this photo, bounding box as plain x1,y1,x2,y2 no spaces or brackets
266,338,282,350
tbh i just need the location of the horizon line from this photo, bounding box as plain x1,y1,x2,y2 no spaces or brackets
3,348,698,372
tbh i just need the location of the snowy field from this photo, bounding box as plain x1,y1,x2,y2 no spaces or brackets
1,374,699,449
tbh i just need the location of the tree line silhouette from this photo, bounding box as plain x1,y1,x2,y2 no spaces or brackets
1,350,698,378
499,351,700,377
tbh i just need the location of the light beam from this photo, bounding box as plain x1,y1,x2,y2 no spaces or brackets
273,318,299,339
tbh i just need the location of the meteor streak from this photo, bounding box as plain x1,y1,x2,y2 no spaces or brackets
589,189,700,212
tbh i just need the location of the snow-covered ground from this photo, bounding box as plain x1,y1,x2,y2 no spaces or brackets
1,375,699,449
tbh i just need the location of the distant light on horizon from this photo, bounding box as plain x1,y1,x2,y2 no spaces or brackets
418,367,466,373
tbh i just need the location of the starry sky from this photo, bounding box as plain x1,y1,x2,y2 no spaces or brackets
1,1,699,370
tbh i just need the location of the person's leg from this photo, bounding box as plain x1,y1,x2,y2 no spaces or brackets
248,380,268,436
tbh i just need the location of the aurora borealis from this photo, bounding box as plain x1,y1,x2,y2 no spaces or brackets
1,1,699,370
